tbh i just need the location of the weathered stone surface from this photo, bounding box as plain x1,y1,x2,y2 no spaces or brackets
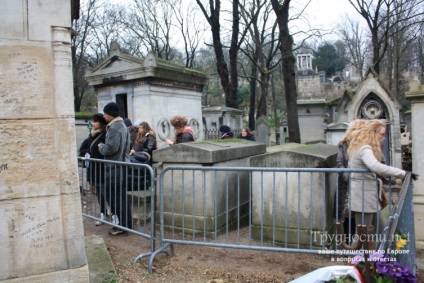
0,44,54,119
0,0,88,281
0,1,25,39
3,265,89,283
153,140,266,164
251,143,338,168
155,141,265,234
28,0,71,41
405,81,424,245
86,50,207,149
0,119,79,199
249,143,338,246
0,194,86,280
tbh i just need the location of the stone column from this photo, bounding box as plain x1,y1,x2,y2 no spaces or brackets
405,80,424,246
0,0,89,281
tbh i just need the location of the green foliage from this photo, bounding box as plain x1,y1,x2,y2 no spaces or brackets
267,110,287,128
202,87,224,106
80,87,98,112
102,270,118,283
75,112,95,120
314,42,346,78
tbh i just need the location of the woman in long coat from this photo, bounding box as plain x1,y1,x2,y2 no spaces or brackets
347,119,409,245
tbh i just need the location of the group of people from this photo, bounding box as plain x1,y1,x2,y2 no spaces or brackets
79,104,200,236
81,103,418,242
219,125,256,141
335,119,418,249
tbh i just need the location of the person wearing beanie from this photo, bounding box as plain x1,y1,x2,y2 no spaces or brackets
79,113,109,226
219,125,234,139
98,102,133,235
103,102,120,118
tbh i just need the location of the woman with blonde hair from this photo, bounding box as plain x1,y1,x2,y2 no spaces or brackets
347,119,418,246
166,115,195,145
334,119,367,238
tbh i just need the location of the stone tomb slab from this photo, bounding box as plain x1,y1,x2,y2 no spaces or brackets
153,139,266,164
249,143,338,247
154,140,266,236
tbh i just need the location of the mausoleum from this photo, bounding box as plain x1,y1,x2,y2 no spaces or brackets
85,44,208,148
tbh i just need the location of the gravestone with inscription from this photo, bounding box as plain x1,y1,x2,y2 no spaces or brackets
0,0,89,282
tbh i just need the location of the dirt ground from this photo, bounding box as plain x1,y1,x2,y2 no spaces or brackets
82,216,424,283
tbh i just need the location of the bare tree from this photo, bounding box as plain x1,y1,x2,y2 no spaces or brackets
338,17,370,82
88,3,126,64
385,0,424,96
195,0,243,108
170,1,208,68
122,0,178,60
270,0,301,143
348,0,424,74
239,0,281,129
418,28,424,83
72,0,99,112
72,0,130,111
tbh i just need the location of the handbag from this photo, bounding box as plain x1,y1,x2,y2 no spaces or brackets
378,178,389,210
130,151,151,164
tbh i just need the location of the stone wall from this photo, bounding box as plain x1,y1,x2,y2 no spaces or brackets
405,80,424,247
0,1,89,281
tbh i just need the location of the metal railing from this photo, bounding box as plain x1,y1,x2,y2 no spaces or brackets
77,161,415,275
148,166,415,274
79,157,156,262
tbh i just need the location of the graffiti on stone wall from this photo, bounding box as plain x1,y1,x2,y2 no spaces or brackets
20,215,61,247
0,47,52,118
0,164,7,172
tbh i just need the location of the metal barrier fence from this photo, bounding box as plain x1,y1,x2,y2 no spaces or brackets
78,157,156,262
148,166,415,274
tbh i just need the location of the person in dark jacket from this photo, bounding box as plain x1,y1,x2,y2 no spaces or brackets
166,115,195,145
238,127,256,141
130,121,157,165
98,102,132,235
80,113,108,226
124,118,138,150
219,125,234,139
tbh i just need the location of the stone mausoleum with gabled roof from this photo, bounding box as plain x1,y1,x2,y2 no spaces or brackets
85,43,208,148
326,68,404,168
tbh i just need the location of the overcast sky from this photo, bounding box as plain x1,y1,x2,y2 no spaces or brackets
106,0,362,43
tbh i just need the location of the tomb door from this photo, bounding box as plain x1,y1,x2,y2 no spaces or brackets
116,93,128,118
